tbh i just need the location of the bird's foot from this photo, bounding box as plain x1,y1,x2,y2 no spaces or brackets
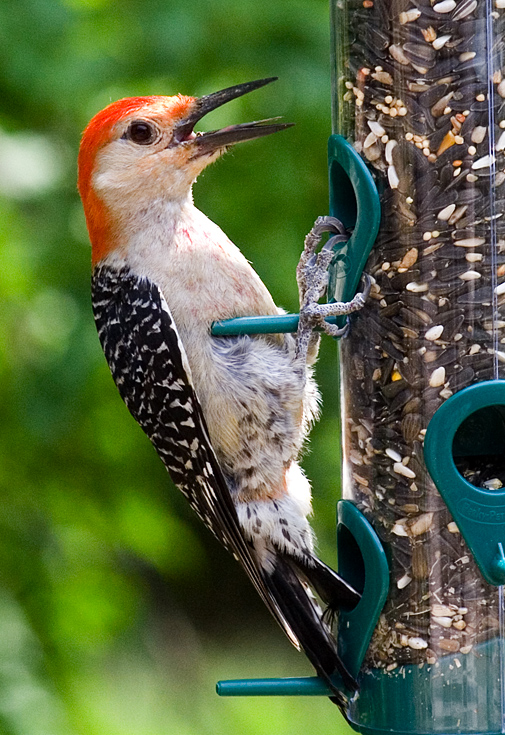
296,216,371,361
296,216,347,304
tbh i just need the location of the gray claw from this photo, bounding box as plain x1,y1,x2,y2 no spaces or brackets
361,272,372,300
311,216,347,239
323,233,348,251
321,318,350,339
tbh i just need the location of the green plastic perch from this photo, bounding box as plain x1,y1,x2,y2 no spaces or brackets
216,676,336,697
211,313,340,336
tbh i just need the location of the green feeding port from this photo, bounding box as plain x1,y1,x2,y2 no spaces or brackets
327,135,381,308
424,381,505,586
336,501,389,682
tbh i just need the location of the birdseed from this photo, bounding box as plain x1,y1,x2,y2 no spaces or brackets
333,0,504,669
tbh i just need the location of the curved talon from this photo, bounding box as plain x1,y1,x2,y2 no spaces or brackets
360,272,372,301
323,233,349,252
311,216,347,239
321,317,350,339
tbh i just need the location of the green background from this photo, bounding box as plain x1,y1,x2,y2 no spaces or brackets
0,0,352,732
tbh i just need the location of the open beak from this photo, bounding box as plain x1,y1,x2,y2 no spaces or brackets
172,78,294,154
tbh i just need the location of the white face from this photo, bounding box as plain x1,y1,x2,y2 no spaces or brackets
92,112,223,214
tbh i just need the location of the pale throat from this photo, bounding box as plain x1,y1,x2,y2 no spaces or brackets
100,184,279,325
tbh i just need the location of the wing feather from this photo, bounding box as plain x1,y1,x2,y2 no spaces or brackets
92,264,300,648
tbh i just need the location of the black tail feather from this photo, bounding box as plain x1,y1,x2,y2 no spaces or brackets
290,555,361,612
261,555,358,708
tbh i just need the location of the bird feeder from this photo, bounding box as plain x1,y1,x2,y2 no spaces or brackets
330,0,505,731
215,0,505,732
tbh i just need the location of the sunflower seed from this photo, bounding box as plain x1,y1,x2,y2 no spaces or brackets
437,203,457,220
433,0,456,11
429,366,446,386
425,325,444,340
452,0,477,20
472,154,495,170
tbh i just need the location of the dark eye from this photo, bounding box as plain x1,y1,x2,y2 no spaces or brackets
124,120,159,145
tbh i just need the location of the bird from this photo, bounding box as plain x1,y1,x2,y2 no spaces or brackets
78,77,368,706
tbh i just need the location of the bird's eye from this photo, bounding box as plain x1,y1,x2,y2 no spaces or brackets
124,120,160,145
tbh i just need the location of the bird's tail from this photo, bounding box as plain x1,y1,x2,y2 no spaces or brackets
293,555,361,612
261,553,360,709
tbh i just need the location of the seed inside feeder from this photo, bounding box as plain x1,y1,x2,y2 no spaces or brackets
334,0,505,671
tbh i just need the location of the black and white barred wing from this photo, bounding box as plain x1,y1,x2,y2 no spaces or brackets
91,265,299,646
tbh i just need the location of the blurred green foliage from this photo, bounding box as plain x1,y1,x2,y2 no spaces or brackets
0,0,354,732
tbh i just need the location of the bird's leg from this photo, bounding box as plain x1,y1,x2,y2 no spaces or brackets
296,216,371,363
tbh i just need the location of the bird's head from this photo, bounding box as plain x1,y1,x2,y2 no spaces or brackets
78,78,292,263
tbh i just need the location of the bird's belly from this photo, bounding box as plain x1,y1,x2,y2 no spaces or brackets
184,331,309,502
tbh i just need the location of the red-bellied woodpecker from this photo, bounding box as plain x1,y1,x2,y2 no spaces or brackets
78,78,368,705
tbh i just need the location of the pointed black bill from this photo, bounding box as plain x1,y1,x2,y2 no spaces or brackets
172,77,293,151
193,117,294,152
